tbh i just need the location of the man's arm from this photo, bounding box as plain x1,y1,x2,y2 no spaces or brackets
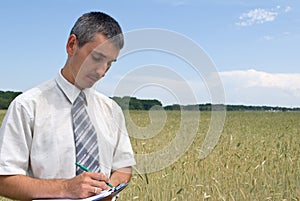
109,167,132,187
99,167,132,201
0,172,110,200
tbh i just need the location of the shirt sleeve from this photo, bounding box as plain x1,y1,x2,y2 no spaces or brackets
111,102,136,171
0,99,33,175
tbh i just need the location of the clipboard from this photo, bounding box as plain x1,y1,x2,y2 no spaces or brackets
32,183,128,201
89,183,128,201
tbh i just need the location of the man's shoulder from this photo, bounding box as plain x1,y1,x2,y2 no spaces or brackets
91,90,115,104
90,90,121,111
13,79,56,105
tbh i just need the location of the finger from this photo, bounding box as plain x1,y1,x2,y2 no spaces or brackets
91,180,111,191
80,172,109,184
93,187,99,194
90,172,109,183
80,172,110,192
91,182,110,195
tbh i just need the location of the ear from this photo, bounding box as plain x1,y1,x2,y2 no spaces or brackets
66,34,78,56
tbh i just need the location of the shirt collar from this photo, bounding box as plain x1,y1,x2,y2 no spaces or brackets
55,70,91,104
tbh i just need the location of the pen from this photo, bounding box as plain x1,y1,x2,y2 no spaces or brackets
75,162,114,188
75,162,90,172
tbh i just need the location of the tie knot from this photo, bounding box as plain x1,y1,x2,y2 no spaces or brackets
75,91,86,105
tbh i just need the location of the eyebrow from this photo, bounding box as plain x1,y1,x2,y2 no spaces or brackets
92,50,117,62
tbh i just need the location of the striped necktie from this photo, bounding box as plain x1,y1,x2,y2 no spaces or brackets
72,91,100,175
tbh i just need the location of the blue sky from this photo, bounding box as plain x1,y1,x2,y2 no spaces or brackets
1,0,299,107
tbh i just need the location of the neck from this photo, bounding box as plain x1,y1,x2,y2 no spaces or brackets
61,64,76,85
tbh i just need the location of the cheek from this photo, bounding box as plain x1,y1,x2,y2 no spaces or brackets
80,56,96,70
76,64,96,83
76,66,88,79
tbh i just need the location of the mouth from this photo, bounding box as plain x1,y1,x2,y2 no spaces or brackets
87,75,100,83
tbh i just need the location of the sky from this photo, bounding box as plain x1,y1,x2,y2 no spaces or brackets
0,0,299,107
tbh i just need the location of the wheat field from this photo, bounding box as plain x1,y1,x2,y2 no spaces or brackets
0,110,299,200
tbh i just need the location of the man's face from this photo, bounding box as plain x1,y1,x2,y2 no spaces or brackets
71,33,120,89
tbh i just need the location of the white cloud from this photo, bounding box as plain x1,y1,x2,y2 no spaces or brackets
99,68,300,107
236,8,278,26
236,5,292,27
221,69,300,90
220,69,300,107
284,6,292,13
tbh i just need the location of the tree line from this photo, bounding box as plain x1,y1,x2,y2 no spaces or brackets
164,103,300,112
1,90,299,111
0,91,22,109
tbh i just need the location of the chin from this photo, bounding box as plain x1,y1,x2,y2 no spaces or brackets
83,84,94,89
80,79,97,89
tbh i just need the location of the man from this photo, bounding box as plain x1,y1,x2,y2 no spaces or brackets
0,11,136,200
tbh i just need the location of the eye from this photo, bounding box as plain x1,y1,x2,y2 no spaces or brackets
91,54,103,62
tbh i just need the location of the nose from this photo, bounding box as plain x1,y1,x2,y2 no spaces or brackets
95,63,110,78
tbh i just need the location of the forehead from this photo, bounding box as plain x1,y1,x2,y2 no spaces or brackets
89,33,120,59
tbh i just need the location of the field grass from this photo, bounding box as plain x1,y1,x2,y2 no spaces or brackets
0,110,5,125
0,110,299,200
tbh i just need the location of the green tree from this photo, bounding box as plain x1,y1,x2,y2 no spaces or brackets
0,91,22,109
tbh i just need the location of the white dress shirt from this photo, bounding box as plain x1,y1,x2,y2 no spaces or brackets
0,71,136,179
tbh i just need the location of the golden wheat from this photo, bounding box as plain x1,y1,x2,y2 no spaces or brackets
0,110,299,200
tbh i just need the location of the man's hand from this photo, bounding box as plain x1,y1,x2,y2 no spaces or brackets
109,167,132,187
0,173,111,200
63,172,111,198
0,168,131,200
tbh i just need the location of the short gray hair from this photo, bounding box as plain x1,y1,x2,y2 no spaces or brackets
70,11,124,49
